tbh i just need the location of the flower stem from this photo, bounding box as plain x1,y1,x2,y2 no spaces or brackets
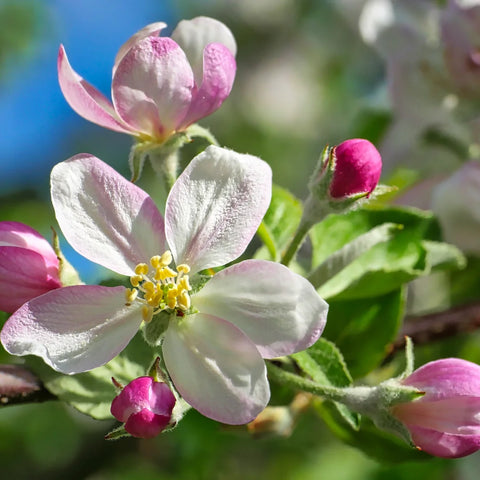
266,362,349,403
280,218,314,267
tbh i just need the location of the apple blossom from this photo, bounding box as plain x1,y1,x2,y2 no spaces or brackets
111,376,176,438
392,358,480,458
0,221,61,313
431,161,480,255
1,146,328,425
58,17,237,143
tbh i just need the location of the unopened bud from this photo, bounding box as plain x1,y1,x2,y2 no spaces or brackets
392,358,480,458
110,376,176,439
329,138,382,199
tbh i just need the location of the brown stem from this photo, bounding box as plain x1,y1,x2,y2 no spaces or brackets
388,301,480,357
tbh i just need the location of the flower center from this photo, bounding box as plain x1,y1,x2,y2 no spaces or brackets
125,251,192,322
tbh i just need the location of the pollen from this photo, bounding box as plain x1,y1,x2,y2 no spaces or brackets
128,250,192,319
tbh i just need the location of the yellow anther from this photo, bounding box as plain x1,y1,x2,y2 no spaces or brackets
125,288,138,304
150,255,161,268
143,281,155,293
130,275,142,287
128,253,193,314
134,263,149,275
142,306,153,323
155,266,177,281
160,250,173,266
178,291,191,310
178,276,191,292
146,291,163,307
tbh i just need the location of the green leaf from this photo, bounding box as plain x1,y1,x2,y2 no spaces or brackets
422,240,466,272
256,184,302,261
314,400,429,463
292,338,359,430
28,333,157,420
323,288,406,378
310,206,464,300
308,222,401,289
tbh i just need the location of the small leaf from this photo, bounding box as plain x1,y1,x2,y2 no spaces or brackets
105,424,130,440
292,338,359,430
422,240,466,271
128,143,149,183
185,123,219,146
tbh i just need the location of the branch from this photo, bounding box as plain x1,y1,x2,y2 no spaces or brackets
0,364,55,406
388,301,480,357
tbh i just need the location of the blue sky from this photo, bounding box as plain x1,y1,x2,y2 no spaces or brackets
0,0,176,194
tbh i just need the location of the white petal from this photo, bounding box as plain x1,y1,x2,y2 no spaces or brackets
165,145,272,273
194,260,328,358
0,286,143,374
51,154,166,276
171,16,237,85
163,313,270,424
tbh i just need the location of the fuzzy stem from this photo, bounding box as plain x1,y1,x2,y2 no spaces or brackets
267,362,351,403
280,218,314,266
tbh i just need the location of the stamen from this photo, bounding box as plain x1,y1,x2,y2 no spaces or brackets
142,306,153,323
128,252,193,318
160,251,173,266
178,291,191,310
131,275,143,287
150,255,161,268
134,263,149,275
125,288,138,305
177,264,190,274
154,266,177,282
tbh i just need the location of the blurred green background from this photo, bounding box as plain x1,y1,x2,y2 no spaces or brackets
1,0,480,478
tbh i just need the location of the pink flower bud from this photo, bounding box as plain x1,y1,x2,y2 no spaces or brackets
0,221,61,313
111,377,176,438
329,139,382,199
392,359,480,458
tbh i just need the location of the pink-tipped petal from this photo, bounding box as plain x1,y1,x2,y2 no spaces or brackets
113,22,167,74
112,37,194,139
179,43,236,128
0,221,59,271
58,45,132,134
125,408,171,438
111,377,175,421
163,313,270,424
194,260,328,358
0,247,61,313
402,358,480,400
165,146,272,273
394,396,480,436
407,425,480,459
51,154,166,276
0,285,142,374
171,16,237,85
